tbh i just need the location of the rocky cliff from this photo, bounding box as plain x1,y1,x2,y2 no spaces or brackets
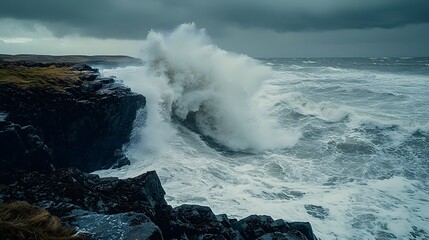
0,61,145,173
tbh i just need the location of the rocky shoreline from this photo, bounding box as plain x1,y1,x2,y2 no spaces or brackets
0,59,318,239
1,168,317,240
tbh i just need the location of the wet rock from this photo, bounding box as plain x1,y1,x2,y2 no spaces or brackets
231,215,317,240
0,169,319,240
0,169,165,219
216,214,235,228
304,205,329,220
174,204,240,240
0,122,28,166
71,211,163,240
72,64,98,72
336,140,375,154
288,222,318,240
257,232,305,240
111,153,131,169
0,168,170,239
0,61,145,172
0,121,54,182
97,77,116,84
376,230,397,239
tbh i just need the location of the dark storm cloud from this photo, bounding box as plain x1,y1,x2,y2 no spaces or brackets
0,0,428,39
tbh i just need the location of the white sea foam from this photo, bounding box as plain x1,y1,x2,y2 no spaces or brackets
111,23,299,152
280,92,350,122
303,60,317,64
97,26,429,240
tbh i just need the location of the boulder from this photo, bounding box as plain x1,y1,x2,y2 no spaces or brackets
70,210,163,240
174,204,239,240
304,205,329,220
231,215,317,240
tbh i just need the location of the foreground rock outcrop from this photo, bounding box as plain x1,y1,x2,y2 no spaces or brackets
0,169,318,240
0,61,145,172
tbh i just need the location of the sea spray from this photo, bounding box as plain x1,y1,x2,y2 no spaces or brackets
129,23,300,152
97,27,429,239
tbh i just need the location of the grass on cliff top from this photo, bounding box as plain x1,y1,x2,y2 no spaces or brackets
0,65,84,92
0,54,141,66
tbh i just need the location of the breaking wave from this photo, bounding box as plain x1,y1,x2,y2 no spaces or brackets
97,25,429,239
130,23,299,152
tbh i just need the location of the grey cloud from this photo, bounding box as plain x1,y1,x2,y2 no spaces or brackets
0,0,428,39
204,0,429,31
213,23,429,58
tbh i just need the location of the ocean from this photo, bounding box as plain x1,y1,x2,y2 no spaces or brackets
95,24,429,239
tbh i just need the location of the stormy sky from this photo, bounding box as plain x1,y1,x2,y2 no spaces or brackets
1,0,428,57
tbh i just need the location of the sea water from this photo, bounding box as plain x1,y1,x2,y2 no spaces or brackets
96,24,429,239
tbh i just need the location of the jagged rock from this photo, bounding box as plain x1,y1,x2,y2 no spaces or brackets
0,169,169,239
0,61,145,172
0,121,54,183
287,223,317,240
0,169,318,240
174,204,239,240
111,153,131,169
0,169,166,219
216,214,236,228
304,205,329,220
0,169,175,239
72,64,98,72
231,215,317,240
257,232,303,240
71,210,163,240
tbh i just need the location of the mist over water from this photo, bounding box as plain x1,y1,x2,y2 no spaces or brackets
96,24,429,239
137,23,299,151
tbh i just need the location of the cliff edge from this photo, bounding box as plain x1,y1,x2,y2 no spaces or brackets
0,60,145,173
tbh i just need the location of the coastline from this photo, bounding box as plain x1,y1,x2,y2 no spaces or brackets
0,56,318,240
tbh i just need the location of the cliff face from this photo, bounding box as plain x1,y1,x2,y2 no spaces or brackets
0,61,145,173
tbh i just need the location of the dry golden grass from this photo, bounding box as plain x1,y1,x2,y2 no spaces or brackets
0,201,84,240
0,65,84,92
0,54,141,65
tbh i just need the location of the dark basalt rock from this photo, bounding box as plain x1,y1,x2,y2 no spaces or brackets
0,169,318,240
231,215,317,240
304,205,330,220
0,169,169,239
71,210,163,240
174,204,240,240
0,121,54,183
40,84,144,171
0,61,145,172
0,169,166,219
